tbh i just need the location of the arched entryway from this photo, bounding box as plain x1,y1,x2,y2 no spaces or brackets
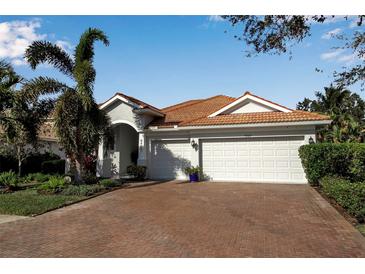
102,121,139,178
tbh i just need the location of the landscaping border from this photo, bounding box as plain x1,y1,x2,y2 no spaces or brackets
31,183,130,217
313,186,359,225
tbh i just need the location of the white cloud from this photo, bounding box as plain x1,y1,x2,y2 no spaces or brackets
208,15,224,22
321,28,342,39
307,16,351,25
11,58,27,66
349,19,359,28
337,53,357,65
320,49,344,60
56,40,73,53
320,49,360,66
0,18,46,66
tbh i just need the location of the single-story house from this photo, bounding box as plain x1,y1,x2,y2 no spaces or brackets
93,91,330,184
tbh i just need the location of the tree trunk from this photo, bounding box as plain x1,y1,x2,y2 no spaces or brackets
17,146,22,177
74,154,85,183
18,159,22,177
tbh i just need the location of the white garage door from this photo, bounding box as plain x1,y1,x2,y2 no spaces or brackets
149,140,192,180
201,136,306,183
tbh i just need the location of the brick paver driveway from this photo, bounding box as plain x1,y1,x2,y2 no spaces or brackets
1,181,365,257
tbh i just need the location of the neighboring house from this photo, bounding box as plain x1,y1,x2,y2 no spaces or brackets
94,91,330,184
0,121,65,158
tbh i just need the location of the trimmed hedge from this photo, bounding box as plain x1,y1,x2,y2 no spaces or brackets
127,165,146,180
320,176,365,222
99,179,122,188
0,152,61,175
41,160,66,175
22,152,60,175
299,143,365,185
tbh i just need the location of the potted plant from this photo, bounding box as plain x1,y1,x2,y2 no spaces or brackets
184,166,201,182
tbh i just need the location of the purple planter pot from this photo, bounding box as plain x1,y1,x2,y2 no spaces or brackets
189,173,199,182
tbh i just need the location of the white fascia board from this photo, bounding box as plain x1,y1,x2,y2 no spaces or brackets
99,95,140,110
147,120,332,132
208,94,292,117
133,108,165,117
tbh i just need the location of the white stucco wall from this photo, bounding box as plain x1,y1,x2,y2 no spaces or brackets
104,100,146,132
229,100,276,114
97,98,155,177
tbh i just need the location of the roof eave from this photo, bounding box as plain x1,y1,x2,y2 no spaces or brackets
147,120,332,131
133,108,165,117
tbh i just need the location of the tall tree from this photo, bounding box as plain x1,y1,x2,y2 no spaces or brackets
297,86,365,142
24,28,112,181
0,60,54,175
221,15,365,88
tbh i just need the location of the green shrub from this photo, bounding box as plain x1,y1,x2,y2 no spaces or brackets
299,143,365,185
320,176,365,222
126,165,146,180
0,171,19,190
37,176,66,194
81,173,99,185
22,152,60,175
61,184,105,196
25,173,50,183
100,179,121,188
41,159,65,175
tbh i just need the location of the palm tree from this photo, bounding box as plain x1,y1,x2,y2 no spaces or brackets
299,86,365,143
24,28,112,181
0,60,54,176
311,86,351,117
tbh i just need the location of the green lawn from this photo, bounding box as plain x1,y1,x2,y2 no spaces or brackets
357,224,365,237
0,189,84,216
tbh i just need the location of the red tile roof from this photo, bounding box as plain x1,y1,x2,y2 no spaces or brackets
180,110,329,127
161,99,204,112
150,95,236,127
150,93,330,128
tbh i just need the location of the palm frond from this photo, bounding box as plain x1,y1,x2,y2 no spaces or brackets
0,59,23,90
75,28,109,65
20,76,71,101
74,60,96,110
25,41,74,76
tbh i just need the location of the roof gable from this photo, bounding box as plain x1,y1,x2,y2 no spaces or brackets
208,91,292,117
99,92,164,117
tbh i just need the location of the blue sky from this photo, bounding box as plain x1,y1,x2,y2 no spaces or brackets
0,15,362,109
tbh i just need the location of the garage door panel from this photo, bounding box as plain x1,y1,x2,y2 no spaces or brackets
263,172,275,180
250,160,261,168
237,150,249,156
263,160,275,168
237,160,249,167
201,136,306,184
276,149,289,156
150,140,192,180
263,149,275,156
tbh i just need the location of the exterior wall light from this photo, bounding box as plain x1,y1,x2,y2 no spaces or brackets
309,137,315,144
191,139,199,150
